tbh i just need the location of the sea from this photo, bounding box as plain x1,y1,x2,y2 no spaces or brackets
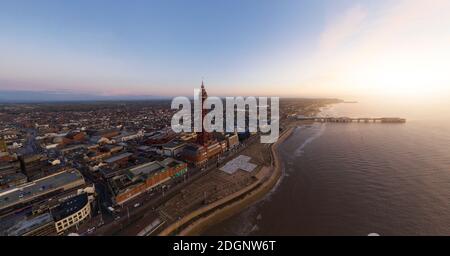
204,101,450,235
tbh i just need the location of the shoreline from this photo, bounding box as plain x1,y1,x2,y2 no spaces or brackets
158,125,296,236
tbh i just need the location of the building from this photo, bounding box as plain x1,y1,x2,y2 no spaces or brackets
93,129,120,140
104,152,133,167
180,82,229,166
109,158,187,205
181,141,225,167
159,141,186,157
226,133,239,150
181,144,207,166
0,169,86,215
144,129,176,145
0,139,7,153
179,132,197,142
51,193,91,235
3,192,93,236
111,130,144,143
0,172,28,190
102,144,124,154
18,154,49,180
5,213,56,236
0,152,14,163
0,161,21,176
59,144,88,156
62,131,86,145
85,150,111,162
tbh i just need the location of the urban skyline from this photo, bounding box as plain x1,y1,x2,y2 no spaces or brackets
1,0,450,242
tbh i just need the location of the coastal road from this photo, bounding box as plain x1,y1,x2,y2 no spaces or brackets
90,134,261,235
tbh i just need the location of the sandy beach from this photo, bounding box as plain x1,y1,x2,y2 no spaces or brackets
158,126,296,236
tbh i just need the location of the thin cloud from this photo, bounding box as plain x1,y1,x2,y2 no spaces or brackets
298,0,450,101
318,5,367,54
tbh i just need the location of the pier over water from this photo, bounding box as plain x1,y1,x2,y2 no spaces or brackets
296,116,406,123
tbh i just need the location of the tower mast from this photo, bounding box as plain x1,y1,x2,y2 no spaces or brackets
197,81,210,146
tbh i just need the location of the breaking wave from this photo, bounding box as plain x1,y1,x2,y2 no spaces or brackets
294,124,326,157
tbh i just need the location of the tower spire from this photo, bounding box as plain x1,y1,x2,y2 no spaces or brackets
197,79,210,146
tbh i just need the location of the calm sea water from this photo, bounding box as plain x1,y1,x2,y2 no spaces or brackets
204,102,450,235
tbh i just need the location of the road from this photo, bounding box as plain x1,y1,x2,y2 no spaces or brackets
74,134,260,236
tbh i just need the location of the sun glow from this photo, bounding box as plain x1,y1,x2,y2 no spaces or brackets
344,55,450,99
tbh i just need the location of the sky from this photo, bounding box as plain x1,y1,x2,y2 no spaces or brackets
1,0,450,103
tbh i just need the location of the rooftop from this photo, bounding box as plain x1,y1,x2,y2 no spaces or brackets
6,212,54,236
220,155,257,174
0,169,85,210
104,152,133,164
109,158,186,194
128,162,165,177
162,140,186,149
51,193,88,221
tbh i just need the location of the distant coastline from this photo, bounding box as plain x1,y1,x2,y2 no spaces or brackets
0,90,171,103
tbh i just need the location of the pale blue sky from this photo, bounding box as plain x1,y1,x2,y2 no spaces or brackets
1,0,449,101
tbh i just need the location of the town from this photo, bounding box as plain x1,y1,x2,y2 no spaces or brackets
0,84,340,236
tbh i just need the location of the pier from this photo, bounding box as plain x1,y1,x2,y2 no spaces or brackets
296,116,406,123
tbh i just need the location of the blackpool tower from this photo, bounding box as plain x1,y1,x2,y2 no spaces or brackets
196,81,211,146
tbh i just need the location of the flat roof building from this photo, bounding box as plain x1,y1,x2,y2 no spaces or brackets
0,172,28,190
159,141,186,157
0,169,85,214
109,158,187,205
2,191,93,236
6,212,55,236
51,193,91,235
104,152,133,165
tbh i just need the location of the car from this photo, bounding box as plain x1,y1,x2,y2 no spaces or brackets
134,203,141,208
87,227,96,233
